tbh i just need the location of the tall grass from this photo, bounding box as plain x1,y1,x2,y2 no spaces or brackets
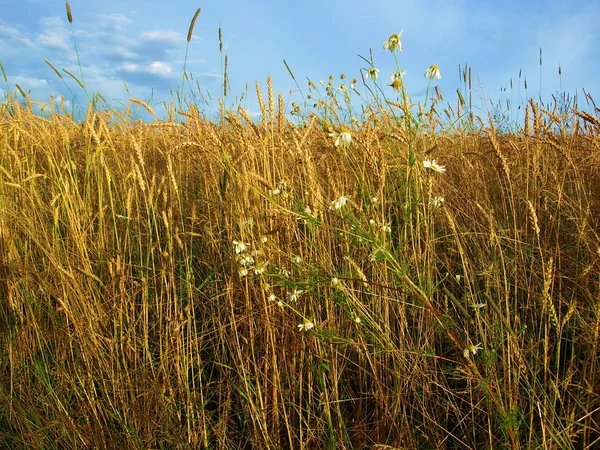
0,8,599,450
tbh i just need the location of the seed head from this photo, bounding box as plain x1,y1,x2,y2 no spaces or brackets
65,1,73,23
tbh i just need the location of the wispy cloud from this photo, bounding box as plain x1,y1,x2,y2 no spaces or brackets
97,13,133,31
140,30,186,46
0,24,34,47
118,61,177,78
36,17,70,50
10,74,49,90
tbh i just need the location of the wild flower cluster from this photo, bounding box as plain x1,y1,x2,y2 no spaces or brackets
233,239,269,278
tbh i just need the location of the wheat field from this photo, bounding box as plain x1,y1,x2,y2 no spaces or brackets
0,5,599,450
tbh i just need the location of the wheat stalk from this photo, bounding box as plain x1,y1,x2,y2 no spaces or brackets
129,98,157,120
255,81,267,127
488,118,511,181
277,92,285,135
267,75,275,126
542,257,560,331
524,101,531,136
529,98,540,135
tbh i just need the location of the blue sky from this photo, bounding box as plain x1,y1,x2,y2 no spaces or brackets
1,0,598,122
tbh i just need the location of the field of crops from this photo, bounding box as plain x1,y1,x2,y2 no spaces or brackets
0,5,599,450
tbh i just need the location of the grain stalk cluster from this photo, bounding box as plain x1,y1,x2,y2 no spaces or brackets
0,5,599,450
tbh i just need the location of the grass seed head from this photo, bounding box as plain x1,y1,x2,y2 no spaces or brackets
65,1,73,23
187,8,201,42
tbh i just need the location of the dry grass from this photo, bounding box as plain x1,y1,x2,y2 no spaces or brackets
0,88,599,449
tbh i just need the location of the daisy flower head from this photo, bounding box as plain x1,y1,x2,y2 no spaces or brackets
329,195,350,211
428,196,445,208
233,240,248,254
463,343,483,358
288,289,304,302
329,131,352,148
391,70,407,81
238,254,254,266
424,64,442,80
383,30,404,52
253,261,268,275
298,319,315,331
366,67,379,82
423,159,446,174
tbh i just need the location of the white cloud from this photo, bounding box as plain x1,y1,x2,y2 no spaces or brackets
114,46,139,60
148,61,174,75
0,25,21,39
36,17,70,50
140,30,185,46
119,61,176,77
97,13,133,30
10,75,49,89
0,24,35,46
36,33,69,50
0,24,21,38
195,72,222,79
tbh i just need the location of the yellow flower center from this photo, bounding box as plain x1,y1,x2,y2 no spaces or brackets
390,80,402,92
